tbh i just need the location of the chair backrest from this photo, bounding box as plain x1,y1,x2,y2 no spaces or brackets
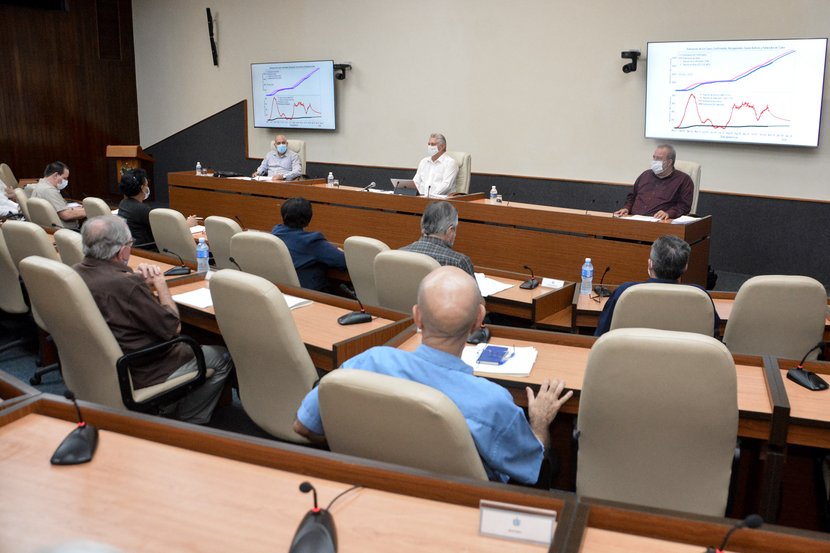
0,226,28,314
318,369,489,480
2,220,60,267
229,231,300,287
610,283,715,336
0,163,18,188
374,250,440,313
444,151,472,194
210,269,316,442
18,256,125,409
26,197,64,229
83,196,113,219
674,159,701,213
204,216,242,270
344,236,389,306
54,229,84,267
577,328,737,516
270,139,307,174
148,208,197,264
13,188,30,221
723,275,828,360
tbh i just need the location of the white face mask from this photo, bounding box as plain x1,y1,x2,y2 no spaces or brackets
58,178,69,190
427,145,439,157
650,160,664,175
143,186,150,200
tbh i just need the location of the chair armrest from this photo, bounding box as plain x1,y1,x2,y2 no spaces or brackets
115,335,207,413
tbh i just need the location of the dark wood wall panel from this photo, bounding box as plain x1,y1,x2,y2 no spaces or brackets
0,0,137,201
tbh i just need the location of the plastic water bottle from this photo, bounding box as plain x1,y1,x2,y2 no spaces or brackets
327,172,335,187
580,257,594,295
196,237,210,273
489,186,498,204
195,162,202,176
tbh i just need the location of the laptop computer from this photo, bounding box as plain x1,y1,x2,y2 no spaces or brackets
391,178,419,196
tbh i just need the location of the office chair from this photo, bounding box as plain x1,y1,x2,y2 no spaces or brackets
0,226,31,355
204,216,242,270
319,369,489,480
26,197,64,229
54,228,84,267
674,159,701,213
13,188,31,221
82,196,113,219
444,151,472,194
269,139,307,175
374,250,440,313
577,328,737,516
0,163,19,189
211,269,316,443
149,208,197,264
723,275,827,360
610,283,716,336
343,236,389,306
229,231,300,287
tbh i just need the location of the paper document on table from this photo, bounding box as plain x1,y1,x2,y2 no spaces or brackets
173,288,213,309
284,294,313,310
475,273,514,297
671,215,701,225
541,278,564,289
66,202,81,208
625,215,660,222
462,343,537,377
230,176,253,180
367,188,394,194
189,225,206,234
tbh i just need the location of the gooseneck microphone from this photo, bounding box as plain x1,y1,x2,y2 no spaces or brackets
233,214,247,230
520,264,539,290
787,341,829,391
505,192,517,207
337,284,373,325
425,184,431,199
706,514,763,553
361,182,376,192
162,248,192,276
289,481,338,553
51,390,99,465
228,256,243,272
593,266,611,297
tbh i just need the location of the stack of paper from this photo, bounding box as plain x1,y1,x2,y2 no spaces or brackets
172,288,213,309
283,294,313,310
671,215,701,225
461,343,538,377
189,225,206,234
475,273,514,297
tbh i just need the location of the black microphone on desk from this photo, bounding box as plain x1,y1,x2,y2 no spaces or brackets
162,248,192,276
233,214,247,230
467,325,490,345
228,256,243,272
593,266,611,297
337,284,373,325
361,182,376,192
585,198,596,216
290,481,338,553
51,390,98,465
520,264,539,290
787,341,829,391
705,514,763,553
425,184,431,199
505,192,517,207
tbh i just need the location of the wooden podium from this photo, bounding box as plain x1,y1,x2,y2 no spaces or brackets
105,145,154,181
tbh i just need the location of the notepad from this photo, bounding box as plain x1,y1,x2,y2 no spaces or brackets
283,294,313,310
189,225,206,234
172,288,213,309
462,343,537,377
475,273,514,297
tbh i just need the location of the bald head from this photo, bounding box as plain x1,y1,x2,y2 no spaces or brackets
416,266,482,340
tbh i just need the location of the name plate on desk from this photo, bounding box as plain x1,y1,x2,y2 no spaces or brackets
479,500,556,545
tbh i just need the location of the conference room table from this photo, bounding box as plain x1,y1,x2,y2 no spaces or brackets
167,171,712,286
2,393,827,552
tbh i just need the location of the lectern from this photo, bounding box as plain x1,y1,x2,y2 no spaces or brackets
105,145,154,182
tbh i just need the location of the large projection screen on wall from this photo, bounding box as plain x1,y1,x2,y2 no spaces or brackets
251,60,336,130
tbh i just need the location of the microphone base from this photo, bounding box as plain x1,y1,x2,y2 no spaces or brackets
337,311,373,325
467,326,491,345
520,278,540,290
51,423,98,465
787,368,829,391
593,285,610,297
164,265,191,276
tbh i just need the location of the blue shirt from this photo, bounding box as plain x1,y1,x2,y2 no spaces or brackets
271,224,346,291
594,277,721,337
256,150,302,180
296,345,545,484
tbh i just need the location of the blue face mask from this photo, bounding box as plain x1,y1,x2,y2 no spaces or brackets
276,143,288,155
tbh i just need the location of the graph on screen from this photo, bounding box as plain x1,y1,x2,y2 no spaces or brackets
251,60,336,130
645,39,827,147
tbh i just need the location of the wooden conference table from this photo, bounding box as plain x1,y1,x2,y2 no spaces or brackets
167,171,712,286
2,394,827,552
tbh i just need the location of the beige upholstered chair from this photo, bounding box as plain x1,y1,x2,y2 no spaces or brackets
149,208,197,264
0,163,18,188
344,236,389,306
83,196,113,219
18,256,206,411
723,275,828,360
210,269,316,443
0,226,27,316
444,151,472,194
3,220,60,267
674,159,701,213
374,250,440,313
54,228,84,267
318,369,488,480
26,197,64,229
13,188,31,221
204,216,242,270
577,328,737,516
229,231,300,287
270,139,307,175
610,283,715,336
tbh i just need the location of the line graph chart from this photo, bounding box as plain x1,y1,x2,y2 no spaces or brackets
252,61,335,130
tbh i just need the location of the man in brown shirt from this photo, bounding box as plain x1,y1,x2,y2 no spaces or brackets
74,215,232,424
614,144,693,221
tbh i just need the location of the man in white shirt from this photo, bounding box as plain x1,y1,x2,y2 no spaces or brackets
413,133,459,197
0,178,20,217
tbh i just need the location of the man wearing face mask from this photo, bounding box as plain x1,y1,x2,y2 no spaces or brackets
613,144,693,221
29,161,86,229
413,132,459,196
253,134,302,181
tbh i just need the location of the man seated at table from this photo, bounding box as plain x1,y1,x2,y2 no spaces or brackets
293,266,573,485
594,234,720,337
252,134,302,181
29,161,86,229
401,200,474,276
75,215,233,424
613,144,693,221
413,133,458,196
0,177,20,217
271,197,347,291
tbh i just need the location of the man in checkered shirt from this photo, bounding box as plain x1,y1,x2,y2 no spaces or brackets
401,201,474,276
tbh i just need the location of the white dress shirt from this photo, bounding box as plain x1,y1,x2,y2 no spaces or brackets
413,153,459,196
